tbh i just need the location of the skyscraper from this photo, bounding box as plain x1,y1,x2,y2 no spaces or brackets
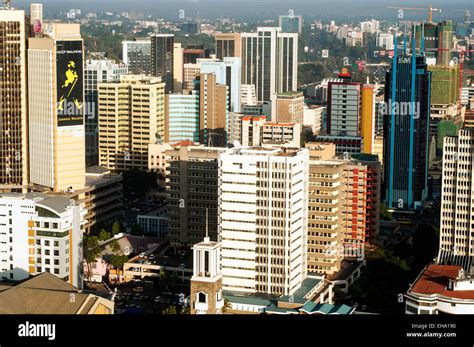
97,75,165,171
215,33,241,61
151,34,174,93
438,128,474,268
199,73,228,147
0,9,28,193
165,91,200,143
122,39,151,75
84,59,128,166
200,57,241,113
241,27,298,103
28,23,86,192
384,33,431,210
219,147,309,295
165,145,226,248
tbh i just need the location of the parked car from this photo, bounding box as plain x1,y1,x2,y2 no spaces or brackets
154,296,162,303
132,286,144,293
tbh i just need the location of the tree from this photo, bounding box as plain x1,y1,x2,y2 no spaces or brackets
222,299,232,313
112,220,121,235
98,229,111,241
109,254,128,283
83,235,101,284
110,240,121,253
162,305,178,315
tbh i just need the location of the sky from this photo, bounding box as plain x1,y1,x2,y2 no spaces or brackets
12,0,473,22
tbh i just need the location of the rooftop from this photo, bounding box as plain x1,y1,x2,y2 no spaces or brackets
410,264,474,300
0,273,95,314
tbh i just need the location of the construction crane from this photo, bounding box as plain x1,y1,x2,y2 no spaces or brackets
387,4,442,23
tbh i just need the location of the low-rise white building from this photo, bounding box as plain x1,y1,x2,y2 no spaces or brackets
405,264,474,314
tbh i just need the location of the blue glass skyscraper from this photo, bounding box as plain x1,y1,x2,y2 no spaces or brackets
383,27,432,210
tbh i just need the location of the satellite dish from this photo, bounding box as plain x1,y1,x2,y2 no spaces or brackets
233,140,242,149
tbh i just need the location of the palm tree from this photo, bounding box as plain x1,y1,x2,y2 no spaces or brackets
83,235,101,284
222,299,232,313
109,254,128,283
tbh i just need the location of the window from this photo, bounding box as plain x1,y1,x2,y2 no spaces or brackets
36,240,40,245
198,292,206,303
54,241,59,247
54,250,59,256
45,250,50,256
54,269,59,275
54,259,59,266
45,259,50,265
45,240,50,246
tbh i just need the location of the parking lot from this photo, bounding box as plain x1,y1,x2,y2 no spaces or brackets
114,280,189,314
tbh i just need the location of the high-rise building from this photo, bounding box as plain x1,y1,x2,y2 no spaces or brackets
151,34,174,93
384,36,431,210
215,33,241,60
84,59,128,166
173,43,184,93
199,73,228,147
98,75,165,171
200,57,241,113
306,143,381,275
122,39,151,75
429,65,459,105
233,115,301,147
0,9,28,193
241,27,298,102
183,45,210,64
279,15,303,34
271,92,304,123
376,32,394,50
219,147,309,295
183,62,201,90
28,23,86,193
438,128,474,268
165,91,200,143
240,84,257,106
327,72,362,137
0,193,85,288
307,144,345,275
361,85,376,154
416,21,453,67
165,145,226,248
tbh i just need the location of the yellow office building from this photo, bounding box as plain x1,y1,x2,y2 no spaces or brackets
28,23,85,193
98,75,165,171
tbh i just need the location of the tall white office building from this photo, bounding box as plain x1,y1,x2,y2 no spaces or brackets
439,128,474,269
200,57,241,113
241,27,298,103
218,147,309,296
